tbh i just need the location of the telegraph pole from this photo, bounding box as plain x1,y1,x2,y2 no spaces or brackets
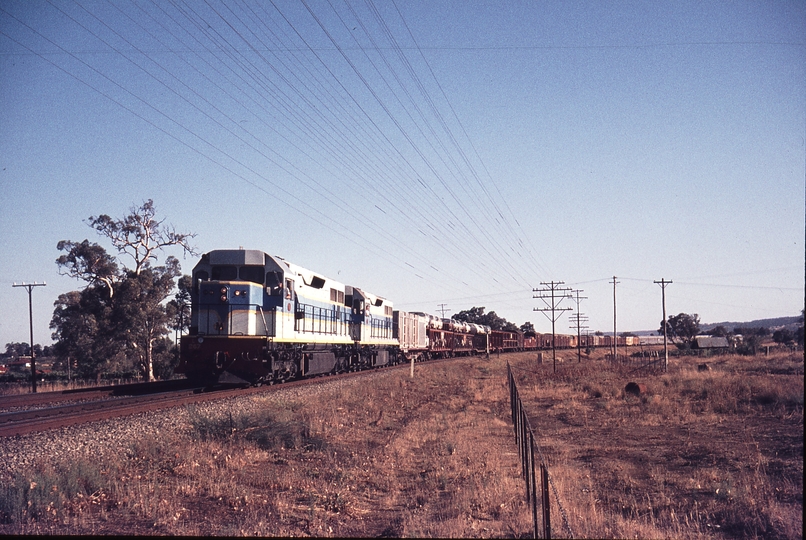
569,289,588,363
611,276,619,361
12,282,47,393
654,278,673,372
533,281,572,372
437,303,450,318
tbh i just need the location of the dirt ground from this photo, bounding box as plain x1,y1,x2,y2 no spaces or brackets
3,348,802,538
509,348,803,539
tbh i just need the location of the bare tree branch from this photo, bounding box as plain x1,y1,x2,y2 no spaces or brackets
88,199,197,275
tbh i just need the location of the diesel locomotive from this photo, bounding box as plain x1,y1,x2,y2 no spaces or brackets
177,248,579,385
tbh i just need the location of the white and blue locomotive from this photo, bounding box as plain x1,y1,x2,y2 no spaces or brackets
178,249,495,385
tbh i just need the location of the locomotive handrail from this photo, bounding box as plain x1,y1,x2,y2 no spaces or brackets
257,306,269,335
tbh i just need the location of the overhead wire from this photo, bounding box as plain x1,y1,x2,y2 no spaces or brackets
387,0,554,282
297,0,533,287
265,0,525,285
4,1,459,293
2,0,558,311
352,0,537,288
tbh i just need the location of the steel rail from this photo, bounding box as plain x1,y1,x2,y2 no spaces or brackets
0,379,196,410
0,353,478,437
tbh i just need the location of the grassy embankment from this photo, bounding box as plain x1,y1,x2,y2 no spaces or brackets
1,349,802,538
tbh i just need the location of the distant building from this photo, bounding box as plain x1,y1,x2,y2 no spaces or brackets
692,336,729,350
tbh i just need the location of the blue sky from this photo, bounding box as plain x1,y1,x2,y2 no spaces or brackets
1,0,804,348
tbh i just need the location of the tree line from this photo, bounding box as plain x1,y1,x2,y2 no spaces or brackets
452,306,537,334
5,202,802,381
660,311,804,354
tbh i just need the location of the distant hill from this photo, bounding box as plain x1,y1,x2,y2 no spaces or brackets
701,316,802,332
631,315,802,336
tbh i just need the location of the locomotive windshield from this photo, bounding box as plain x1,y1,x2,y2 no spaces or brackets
211,265,237,281
239,265,264,284
208,265,265,284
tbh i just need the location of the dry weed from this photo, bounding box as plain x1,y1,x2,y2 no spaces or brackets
2,350,800,537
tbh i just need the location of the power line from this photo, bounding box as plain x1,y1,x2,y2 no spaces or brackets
611,276,620,360
12,282,47,394
569,289,588,363
437,303,450,318
3,0,540,300
655,278,672,372
533,281,572,373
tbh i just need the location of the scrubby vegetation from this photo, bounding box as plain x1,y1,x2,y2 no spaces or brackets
1,350,802,537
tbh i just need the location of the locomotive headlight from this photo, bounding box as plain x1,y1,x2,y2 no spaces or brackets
220,287,227,294
220,294,228,302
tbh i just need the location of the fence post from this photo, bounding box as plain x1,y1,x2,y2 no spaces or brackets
541,464,551,539
529,432,539,538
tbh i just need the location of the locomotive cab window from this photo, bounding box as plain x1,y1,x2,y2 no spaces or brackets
266,271,283,296
211,265,237,281
239,265,264,284
285,278,294,299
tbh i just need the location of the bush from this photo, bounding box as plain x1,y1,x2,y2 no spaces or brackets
0,459,105,524
186,406,325,451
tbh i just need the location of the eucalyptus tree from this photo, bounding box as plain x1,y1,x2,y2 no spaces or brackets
53,200,196,381
659,312,701,350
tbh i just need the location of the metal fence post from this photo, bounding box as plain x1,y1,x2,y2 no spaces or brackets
541,464,551,539
529,431,539,538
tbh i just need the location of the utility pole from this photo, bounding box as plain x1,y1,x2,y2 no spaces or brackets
533,281,572,373
437,303,450,318
654,278,673,372
611,276,619,361
12,282,47,393
569,289,588,363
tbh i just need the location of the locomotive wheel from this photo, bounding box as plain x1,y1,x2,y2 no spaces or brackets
334,355,347,374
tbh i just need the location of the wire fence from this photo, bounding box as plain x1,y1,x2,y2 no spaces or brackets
507,362,574,539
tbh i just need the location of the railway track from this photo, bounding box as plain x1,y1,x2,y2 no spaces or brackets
0,356,456,437
0,379,311,437
0,379,195,411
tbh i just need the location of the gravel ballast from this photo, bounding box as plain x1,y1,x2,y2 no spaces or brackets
0,376,358,483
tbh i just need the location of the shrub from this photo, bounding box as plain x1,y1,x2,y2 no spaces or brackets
0,459,105,524
186,405,325,451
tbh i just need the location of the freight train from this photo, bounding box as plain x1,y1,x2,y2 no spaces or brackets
176,249,621,385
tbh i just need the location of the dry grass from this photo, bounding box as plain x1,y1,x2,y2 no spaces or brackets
511,349,803,539
1,356,532,537
1,349,801,538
